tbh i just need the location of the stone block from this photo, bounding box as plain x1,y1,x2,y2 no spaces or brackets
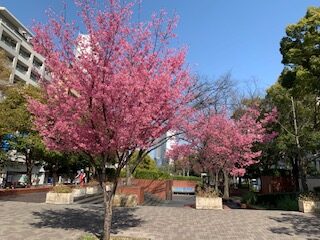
86,186,100,195
113,194,138,207
196,196,223,209
72,188,86,198
45,192,74,204
299,200,320,213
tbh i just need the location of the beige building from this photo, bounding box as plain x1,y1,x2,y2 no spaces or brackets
0,7,45,85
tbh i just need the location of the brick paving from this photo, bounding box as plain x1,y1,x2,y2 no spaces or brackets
0,200,319,240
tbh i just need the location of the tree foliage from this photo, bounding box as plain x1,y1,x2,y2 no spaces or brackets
29,1,192,239
0,49,11,82
279,7,320,96
0,84,45,185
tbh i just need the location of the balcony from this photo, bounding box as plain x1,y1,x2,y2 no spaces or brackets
16,60,28,74
19,46,31,60
1,35,16,51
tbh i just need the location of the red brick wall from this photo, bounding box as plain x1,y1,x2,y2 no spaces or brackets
172,180,197,188
116,185,144,204
0,186,52,196
132,179,173,200
261,176,295,194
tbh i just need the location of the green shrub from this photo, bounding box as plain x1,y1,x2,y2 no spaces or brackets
241,191,257,205
299,191,320,201
196,185,219,198
276,196,298,211
256,192,298,207
52,185,72,193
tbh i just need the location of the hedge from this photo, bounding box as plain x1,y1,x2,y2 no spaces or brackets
256,192,299,211
110,168,200,181
171,175,201,181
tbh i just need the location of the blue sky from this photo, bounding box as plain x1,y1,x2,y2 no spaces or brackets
0,0,319,92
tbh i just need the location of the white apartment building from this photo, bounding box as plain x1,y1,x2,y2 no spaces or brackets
0,7,45,85
0,7,46,187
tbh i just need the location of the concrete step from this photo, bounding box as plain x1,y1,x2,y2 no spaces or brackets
74,193,103,204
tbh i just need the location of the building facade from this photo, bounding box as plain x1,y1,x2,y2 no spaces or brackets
0,7,45,85
0,7,46,187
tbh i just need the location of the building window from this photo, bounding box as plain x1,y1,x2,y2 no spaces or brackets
19,46,31,60
1,31,17,49
30,70,40,82
33,57,42,69
16,61,28,74
13,75,24,84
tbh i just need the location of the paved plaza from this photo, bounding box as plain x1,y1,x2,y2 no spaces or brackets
0,200,319,240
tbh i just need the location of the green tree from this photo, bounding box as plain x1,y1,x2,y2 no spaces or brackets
276,6,320,191
279,7,320,97
130,151,157,171
0,84,45,185
266,83,320,191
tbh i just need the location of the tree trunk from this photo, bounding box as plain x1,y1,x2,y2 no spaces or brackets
25,154,32,187
102,181,114,240
52,171,58,186
291,97,308,192
223,170,229,199
214,170,219,193
290,157,300,191
299,160,308,192
125,164,132,186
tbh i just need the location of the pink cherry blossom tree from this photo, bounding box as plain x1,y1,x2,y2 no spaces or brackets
168,106,277,198
28,1,192,239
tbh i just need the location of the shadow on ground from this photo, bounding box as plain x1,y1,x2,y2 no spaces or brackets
269,212,320,240
30,205,143,238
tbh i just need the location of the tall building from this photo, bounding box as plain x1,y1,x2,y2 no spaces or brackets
0,7,46,187
0,7,44,85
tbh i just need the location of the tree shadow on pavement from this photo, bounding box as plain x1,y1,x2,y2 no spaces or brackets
30,205,144,238
269,212,320,240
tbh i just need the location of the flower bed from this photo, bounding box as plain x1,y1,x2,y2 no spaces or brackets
46,185,73,204
195,186,222,209
298,192,320,213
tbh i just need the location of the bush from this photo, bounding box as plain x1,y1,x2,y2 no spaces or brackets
241,191,257,205
256,192,298,207
196,185,219,198
299,191,320,201
254,192,299,210
276,196,298,211
52,185,72,193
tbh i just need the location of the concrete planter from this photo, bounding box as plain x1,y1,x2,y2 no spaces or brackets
86,186,99,195
299,200,320,213
72,188,86,198
113,194,138,207
46,192,74,204
196,196,223,209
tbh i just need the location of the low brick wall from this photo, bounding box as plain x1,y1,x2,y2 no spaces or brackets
261,176,295,194
132,179,172,200
172,180,197,193
116,185,144,204
0,186,53,196
172,180,197,188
